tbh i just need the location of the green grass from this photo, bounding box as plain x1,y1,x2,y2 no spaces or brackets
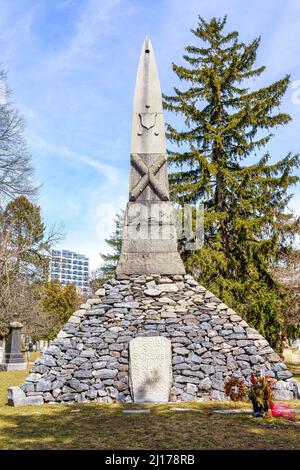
0,368,300,450
22,351,41,363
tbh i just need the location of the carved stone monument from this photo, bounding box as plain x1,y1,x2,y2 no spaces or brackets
129,336,172,403
7,38,298,406
116,38,185,276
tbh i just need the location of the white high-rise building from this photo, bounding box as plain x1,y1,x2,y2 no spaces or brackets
50,249,89,292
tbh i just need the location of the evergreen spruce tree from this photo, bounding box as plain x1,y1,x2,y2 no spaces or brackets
100,213,122,278
163,16,300,350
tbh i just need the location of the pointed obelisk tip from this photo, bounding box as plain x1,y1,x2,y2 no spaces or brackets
143,36,152,53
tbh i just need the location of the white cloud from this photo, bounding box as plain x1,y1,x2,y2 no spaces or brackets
60,146,123,184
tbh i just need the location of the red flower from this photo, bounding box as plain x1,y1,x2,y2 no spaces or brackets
250,373,256,384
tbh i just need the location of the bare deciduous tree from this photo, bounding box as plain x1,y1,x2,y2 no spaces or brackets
0,68,38,207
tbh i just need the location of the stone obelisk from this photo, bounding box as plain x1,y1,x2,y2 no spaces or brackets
116,38,185,276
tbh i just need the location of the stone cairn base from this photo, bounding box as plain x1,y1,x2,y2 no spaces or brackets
9,274,299,405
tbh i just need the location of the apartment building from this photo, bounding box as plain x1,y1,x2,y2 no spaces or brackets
50,249,89,292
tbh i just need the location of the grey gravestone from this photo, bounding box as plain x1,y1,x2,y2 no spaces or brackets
129,336,172,403
0,322,26,371
116,38,185,276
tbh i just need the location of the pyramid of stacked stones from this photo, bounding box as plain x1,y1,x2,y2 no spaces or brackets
11,273,298,405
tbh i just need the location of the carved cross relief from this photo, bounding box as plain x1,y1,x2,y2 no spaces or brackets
130,153,169,201
131,109,169,202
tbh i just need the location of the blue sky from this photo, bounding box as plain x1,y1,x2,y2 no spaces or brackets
0,0,299,270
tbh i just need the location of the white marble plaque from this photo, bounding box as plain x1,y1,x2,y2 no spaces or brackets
129,336,172,403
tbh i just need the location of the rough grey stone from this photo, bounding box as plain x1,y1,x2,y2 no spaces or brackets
211,380,224,391
161,312,177,318
7,387,26,406
144,289,161,297
277,370,293,379
93,369,118,379
114,302,140,308
95,288,105,296
87,298,103,305
46,346,61,355
159,284,179,293
186,383,198,395
20,382,34,393
33,365,49,375
174,347,189,356
74,370,93,379
210,390,225,400
198,378,212,390
43,393,54,402
59,393,76,401
173,356,184,364
68,378,82,391
24,396,44,405
26,373,42,383
200,365,215,375
273,389,294,400
36,380,53,392
38,355,56,367
175,376,199,384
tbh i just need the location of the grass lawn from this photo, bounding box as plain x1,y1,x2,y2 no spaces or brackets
22,351,41,363
0,364,299,450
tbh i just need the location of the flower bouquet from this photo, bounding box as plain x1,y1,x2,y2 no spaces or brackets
249,373,275,417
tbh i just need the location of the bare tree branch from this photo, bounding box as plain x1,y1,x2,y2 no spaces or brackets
0,68,39,207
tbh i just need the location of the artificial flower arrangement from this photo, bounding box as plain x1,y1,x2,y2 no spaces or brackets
249,373,275,417
225,372,295,420
249,372,295,420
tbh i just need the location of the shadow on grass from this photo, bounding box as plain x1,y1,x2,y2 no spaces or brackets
0,402,299,450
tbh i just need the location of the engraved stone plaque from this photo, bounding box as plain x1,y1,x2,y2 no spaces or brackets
129,336,172,403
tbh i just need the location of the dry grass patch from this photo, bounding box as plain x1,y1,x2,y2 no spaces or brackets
0,369,299,450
